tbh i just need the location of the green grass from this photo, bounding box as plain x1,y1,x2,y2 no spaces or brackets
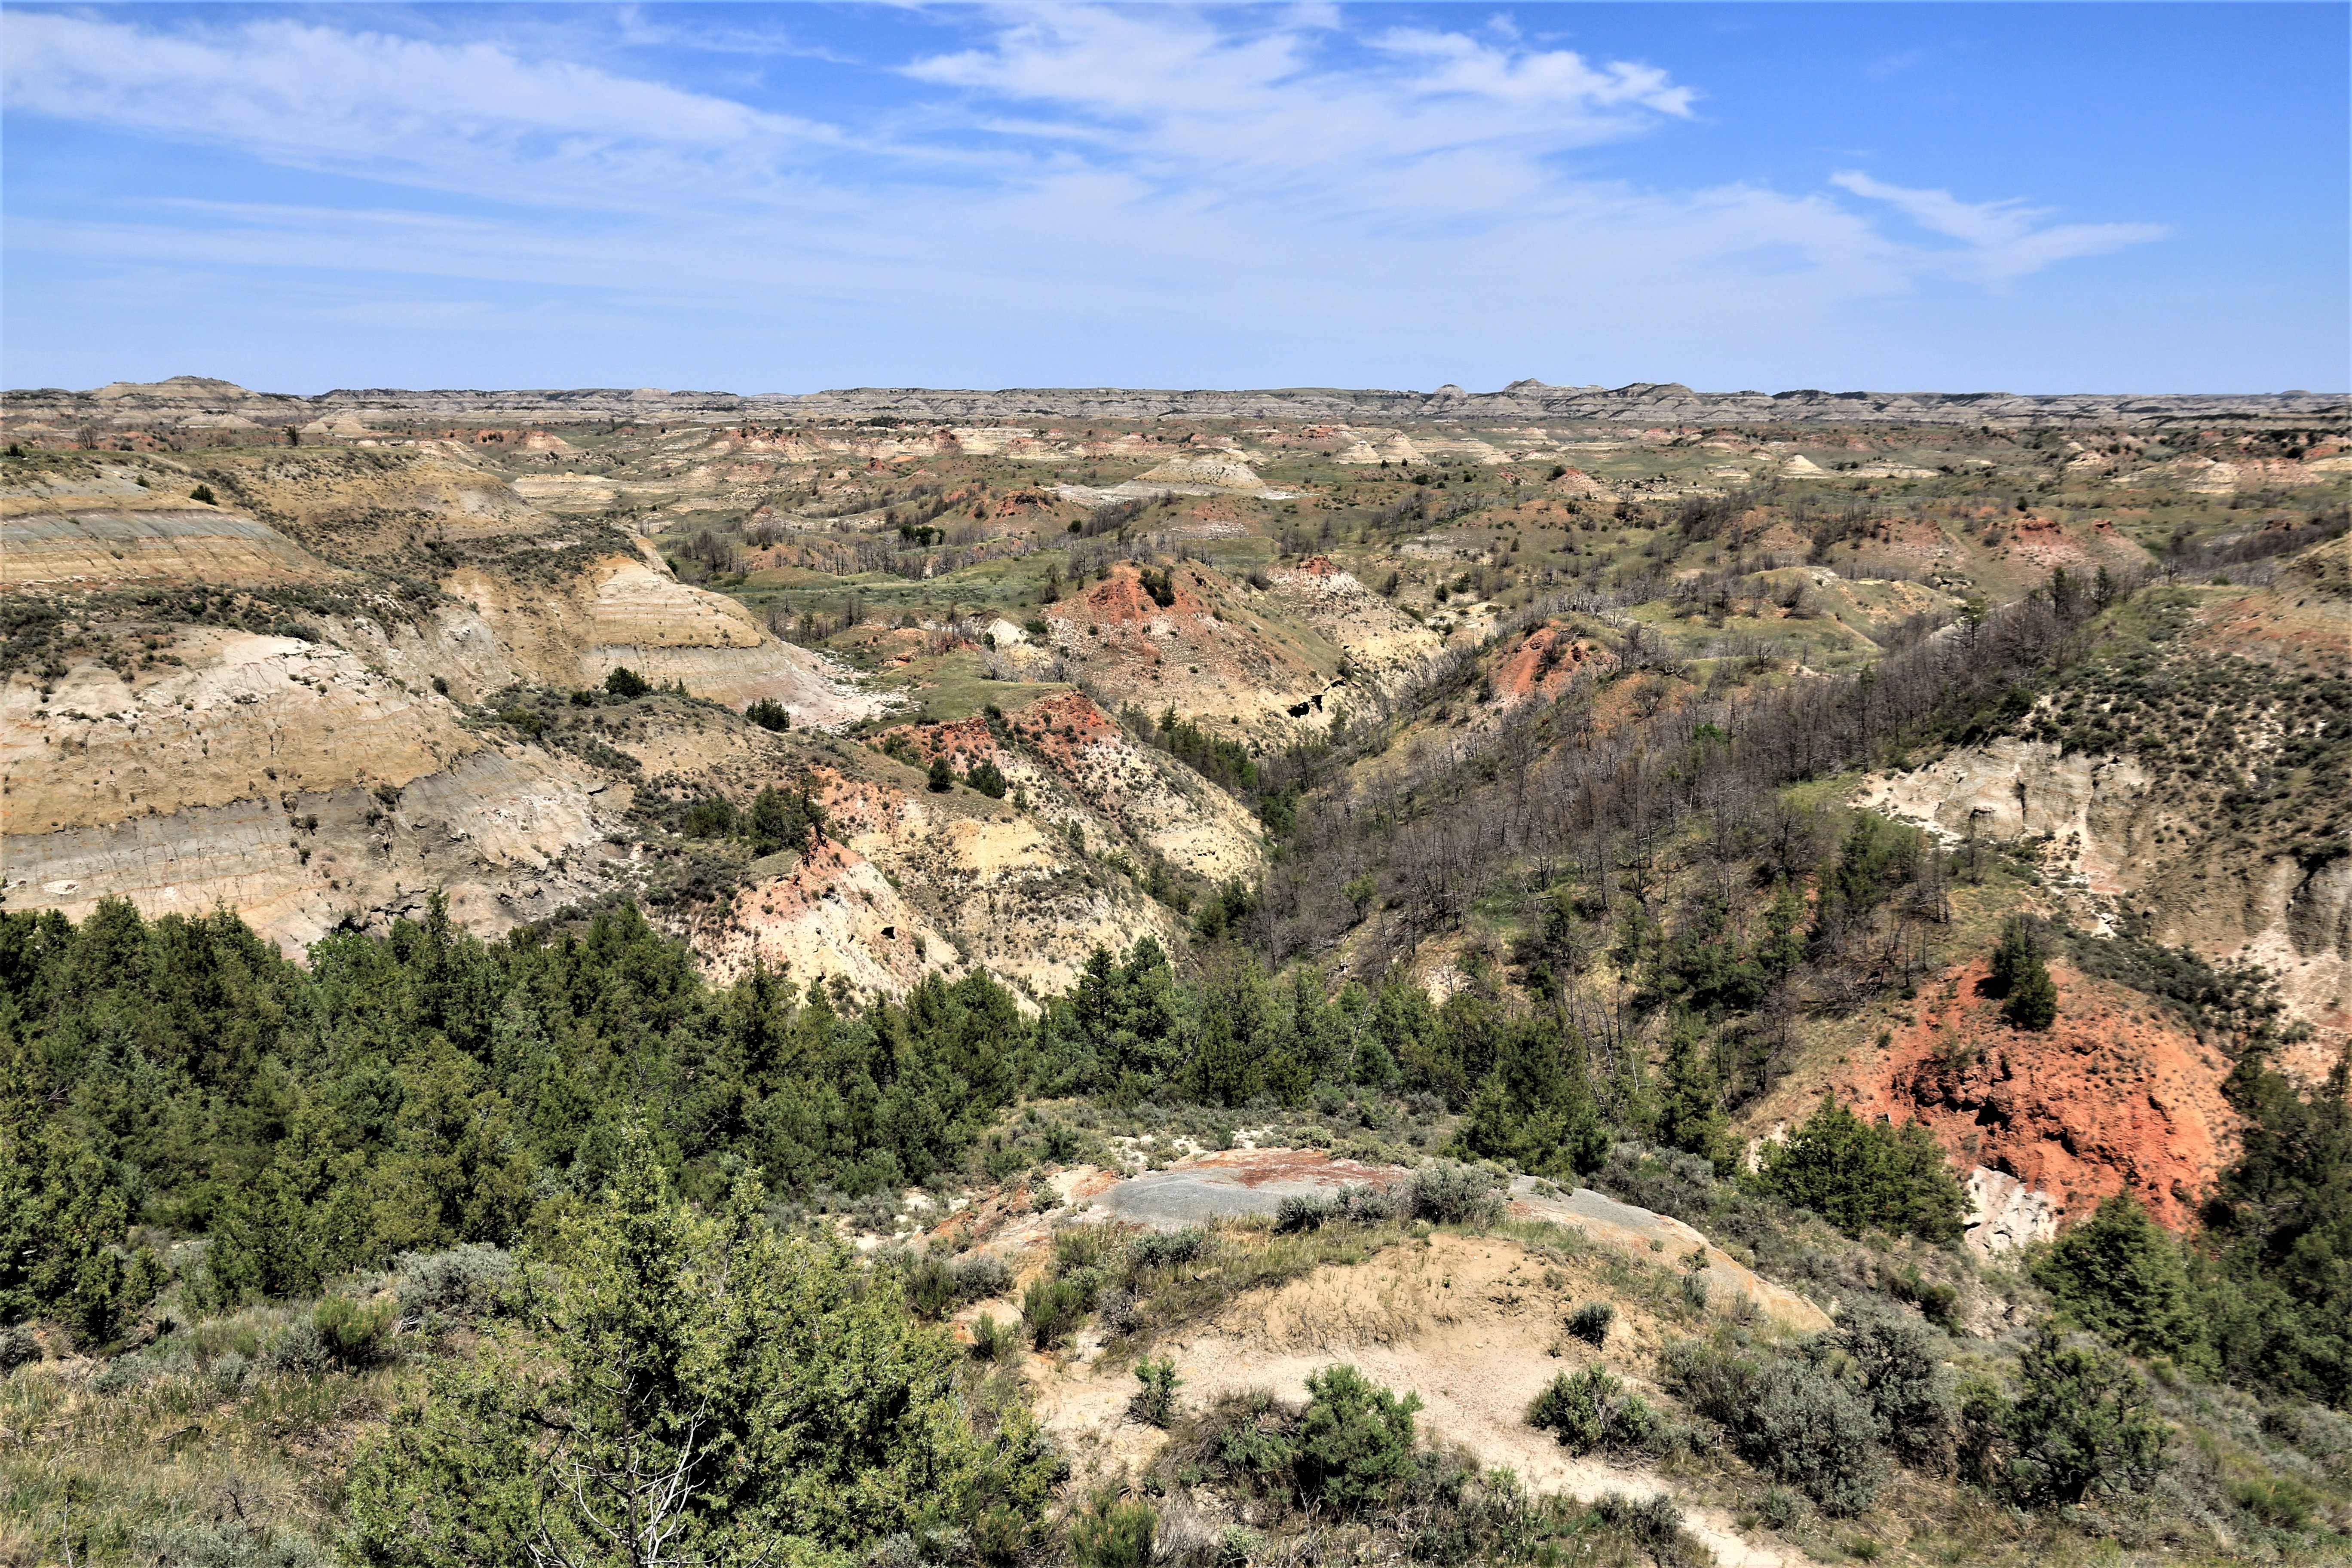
867,651,1071,725
1116,1216,1414,1341
1,1335,389,1566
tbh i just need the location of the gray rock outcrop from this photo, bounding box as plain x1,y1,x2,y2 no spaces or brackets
9,374,2339,432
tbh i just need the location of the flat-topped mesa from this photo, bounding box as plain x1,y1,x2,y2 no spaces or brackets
766,382,2341,427
313,386,749,416
5,377,2340,432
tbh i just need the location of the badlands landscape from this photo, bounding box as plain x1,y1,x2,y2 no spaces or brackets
3,375,2349,1567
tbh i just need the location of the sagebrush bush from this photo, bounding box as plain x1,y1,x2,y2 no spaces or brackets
968,1313,1014,1362
1592,1491,1689,1557
1134,1356,1182,1426
952,1253,1012,1302
1814,1303,1954,1471
1528,1366,1657,1455
903,1250,1010,1319
1409,1161,1502,1225
1335,1183,1403,1223
1126,1228,1210,1275
1295,1364,1423,1515
134,1519,327,1568
314,1295,396,1369
1023,1277,1089,1350
1596,1142,1718,1224
2229,1475,2317,1529
1053,1224,1121,1277
1096,1286,1145,1336
1277,1185,1399,1232
1071,1495,1156,1568
905,1255,958,1319
391,1243,514,1323
1660,1339,1886,1515
1567,1301,1614,1347
1276,1193,1337,1233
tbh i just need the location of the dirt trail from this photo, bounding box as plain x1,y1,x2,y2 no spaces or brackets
1077,1150,1826,1332
1028,1232,1796,1568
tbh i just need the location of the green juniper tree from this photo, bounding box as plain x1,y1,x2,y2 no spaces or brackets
346,1131,1057,1568
1450,1017,1608,1182
2034,1191,2202,1362
1758,1093,1965,1243
1655,1013,1733,1175
1987,916,2058,1031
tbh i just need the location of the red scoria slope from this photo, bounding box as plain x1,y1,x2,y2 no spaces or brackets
1846,957,2238,1231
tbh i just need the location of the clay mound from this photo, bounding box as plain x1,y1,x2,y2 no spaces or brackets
1043,563,1348,740
2279,531,2351,603
1849,958,2237,1231
1859,633,2349,1051
1262,557,1443,700
582,637,887,727
655,731,1199,1003
1543,466,1611,500
1859,736,2153,895
191,447,552,565
2,629,483,834
588,558,764,649
1034,1176,1807,1566
436,547,885,728
1507,1179,1826,1332
1091,1148,1410,1228
881,690,1264,885
697,840,961,993
2116,455,2242,495
3,742,623,959
1133,454,1263,489
0,510,335,588
87,376,277,408
1488,623,1604,708
510,472,620,509
1090,452,1292,501
2194,571,2352,671
1984,514,2150,571
1414,436,1510,466
1078,1148,1825,1334
298,413,375,439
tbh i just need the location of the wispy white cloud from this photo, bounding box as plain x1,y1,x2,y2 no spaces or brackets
1831,170,2167,283
901,6,1694,201
0,11,857,214
0,6,2171,386
611,5,861,64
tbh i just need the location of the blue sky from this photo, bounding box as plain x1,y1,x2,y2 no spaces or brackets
3,3,2343,395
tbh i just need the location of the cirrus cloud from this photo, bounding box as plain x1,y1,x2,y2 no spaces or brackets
0,5,2174,389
